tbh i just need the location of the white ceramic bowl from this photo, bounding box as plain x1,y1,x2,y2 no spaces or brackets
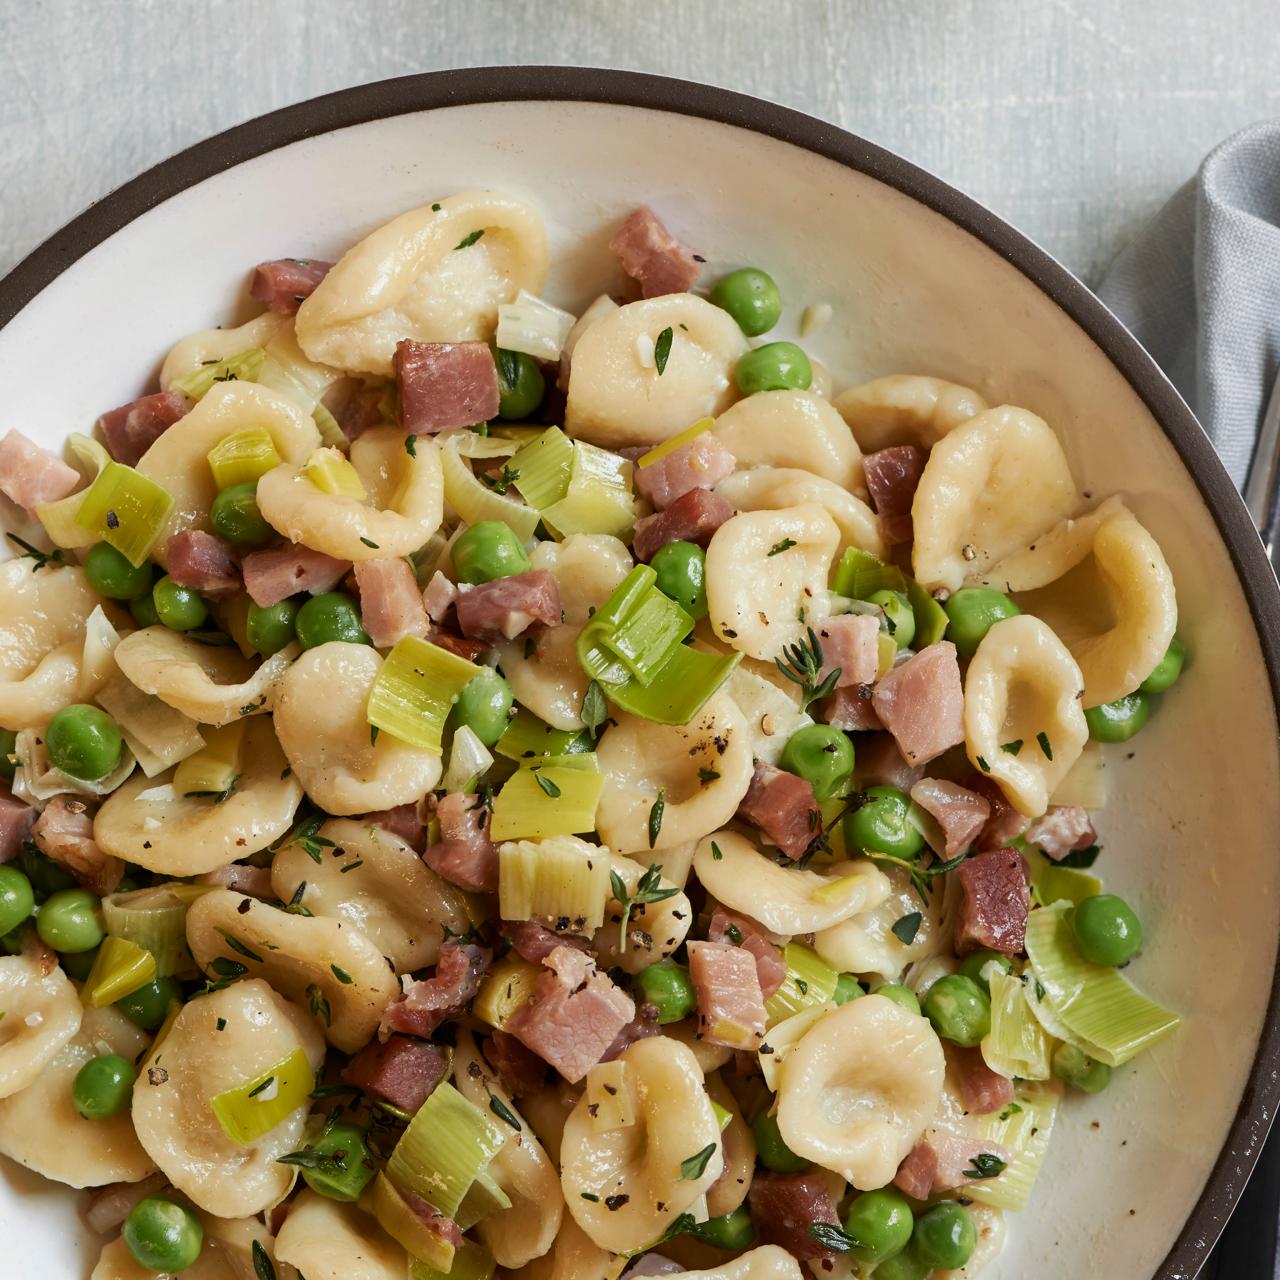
1,68,1277,1280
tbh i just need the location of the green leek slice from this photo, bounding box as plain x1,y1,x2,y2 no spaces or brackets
209,1047,315,1145
206,427,282,489
980,970,1052,1081
101,884,195,977
441,443,540,542
506,427,574,510
541,442,635,541
73,461,175,566
489,756,604,841
367,637,483,756
965,1080,1062,1212
170,348,266,401
82,935,157,1008
764,943,838,1027
494,710,591,763
497,834,611,932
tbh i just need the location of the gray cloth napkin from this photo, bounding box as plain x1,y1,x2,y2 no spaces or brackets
1098,119,1280,490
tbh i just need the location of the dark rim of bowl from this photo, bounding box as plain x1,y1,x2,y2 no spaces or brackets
0,65,1276,1278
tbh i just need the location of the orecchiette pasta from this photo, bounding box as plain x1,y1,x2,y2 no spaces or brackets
776,993,945,1189
562,1037,723,1253
910,406,1077,592
295,190,549,375
705,1073,755,1218
185,889,401,1052
593,854,692,973
0,1005,153,1187
977,494,1126,594
131,979,324,1217
35,433,113,551
557,293,619,391
705,505,840,661
722,660,812,768
94,717,302,875
273,642,443,814
659,1247,804,1280
963,614,1090,817
595,693,754,856
270,818,469,973
159,312,289,389
519,1214,618,1280
275,1191,407,1280
665,1016,735,1075
256,427,444,562
833,373,989,452
565,294,747,448
0,955,82,1099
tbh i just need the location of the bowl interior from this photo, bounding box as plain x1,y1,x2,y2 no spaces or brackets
0,89,1276,1279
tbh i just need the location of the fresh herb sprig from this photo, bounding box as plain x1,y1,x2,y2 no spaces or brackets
869,848,974,907
775,626,841,712
5,532,67,570
610,862,680,951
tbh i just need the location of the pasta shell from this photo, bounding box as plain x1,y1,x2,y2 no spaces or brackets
963,615,1089,817
273,642,442,814
159,311,289,389
705,505,841,661
659,1247,804,1280
275,1191,406,1280
185,889,400,1052
833,374,988,452
520,1214,617,1280
131,979,324,1217
705,1072,756,1218
593,853,692,974
665,1016,735,1074
722,660,812,767
0,954,82,1098
776,993,945,1189
565,295,747,448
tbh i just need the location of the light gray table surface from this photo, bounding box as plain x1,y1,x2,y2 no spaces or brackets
2,0,1278,289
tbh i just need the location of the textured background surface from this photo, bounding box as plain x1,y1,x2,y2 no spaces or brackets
2,0,1279,285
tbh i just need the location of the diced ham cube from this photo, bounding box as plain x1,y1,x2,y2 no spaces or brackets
341,1033,448,1113
0,794,33,864
893,1138,939,1199
97,390,192,467
422,571,458,623
242,544,352,607
507,945,636,1084
454,570,561,641
354,558,429,648
428,627,491,663
196,863,273,898
363,802,427,850
395,340,500,435
1027,805,1097,861
863,445,926,546
483,1029,550,1098
910,778,991,858
422,792,498,893
600,1001,662,1062
954,848,1030,957
955,1046,1015,1115
815,614,880,688
853,732,924,790
972,777,1032,850
165,530,240,596
633,435,735,510
250,258,333,314
737,762,819,861
821,684,882,732
748,1171,842,1263
632,486,734,563
608,207,702,298
0,430,80,514
871,641,965,765
379,942,492,1040
31,796,123,897
708,908,787,1000
501,920,591,964
895,1131,1015,1197
687,940,766,1050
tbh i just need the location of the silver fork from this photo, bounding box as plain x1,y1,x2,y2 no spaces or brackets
1244,372,1280,573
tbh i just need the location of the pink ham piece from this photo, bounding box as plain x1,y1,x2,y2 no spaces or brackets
454,571,561,642
748,1171,842,1263
954,847,1030,957
242,544,352,607
708,908,787,1000
364,803,427,850
632,486,734,563
428,627,491,663
341,1034,448,1113
0,430,80,514
815,614,880,688
165,530,240,596
609,207,702,298
954,1046,1015,1115
484,1029,549,1098
0,794,33,864
871,641,965,765
910,779,991,858
197,863,273,898
1027,805,1097,861
687,940,767,1049
736,762,819,861
380,942,492,1040
97,389,192,467
423,792,499,893
863,445,926,545
422,571,458,623
501,920,591,965
973,777,1031,850
633,435,735,510
250,258,333,313
507,945,636,1084
601,1001,662,1062
895,1131,1014,1198
853,732,924,791
354,559,429,648
821,684,882,732
322,380,386,443
31,796,123,897
395,340,500,434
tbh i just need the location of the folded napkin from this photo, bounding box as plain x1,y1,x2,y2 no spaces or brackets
1098,119,1280,490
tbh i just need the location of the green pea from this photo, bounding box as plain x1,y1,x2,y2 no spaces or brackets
871,1246,930,1280
45,703,123,781
35,888,103,954
452,521,531,585
650,540,708,619
943,587,1021,658
0,866,35,936
117,976,181,1031
843,786,925,859
957,949,1012,995
1140,636,1186,693
633,960,697,1025
295,592,371,649
922,975,991,1047
1052,1041,1113,1094
452,669,515,748
751,1109,808,1173
833,973,863,1006
842,1187,914,1264
210,481,274,547
709,267,782,337
780,724,855,801
735,342,812,395
1071,893,1143,966
692,1205,757,1250
912,1201,976,1270
874,983,921,1016
73,1052,136,1119
299,1121,378,1202
60,944,99,981
129,590,161,628
83,542,152,600
153,575,209,632
496,349,546,420
18,845,76,899
869,589,915,651
124,1197,204,1273
0,727,15,782
247,599,299,656
1084,691,1151,743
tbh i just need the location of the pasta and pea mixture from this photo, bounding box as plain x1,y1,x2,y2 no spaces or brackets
0,194,1184,1280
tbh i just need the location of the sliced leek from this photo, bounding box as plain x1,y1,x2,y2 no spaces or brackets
489,756,604,841
636,417,714,470
584,1060,636,1131
981,971,1052,1081
495,289,576,361
409,1241,496,1280
101,884,195,976
73,461,175,566
831,547,948,648
506,427,574,510
1034,862,1103,908
35,433,111,550
764,943,838,1026
441,442,540,542
474,953,542,1031
209,1046,315,1145
372,1173,457,1272
757,1003,833,1091
541,442,636,541
302,446,368,501
172,721,246,798
81,936,157,1007
442,724,494,794
494,709,591,762
170,348,266,401
965,1080,1063,1213
367,636,484,755
497,834,611,932
206,427,282,489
